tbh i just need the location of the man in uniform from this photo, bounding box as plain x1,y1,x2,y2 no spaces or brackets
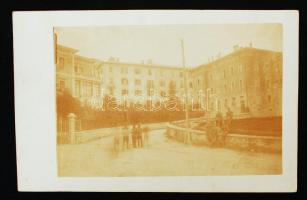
225,107,233,134
132,124,137,148
122,125,129,149
137,123,143,148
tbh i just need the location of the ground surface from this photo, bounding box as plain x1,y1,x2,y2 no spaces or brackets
57,129,282,176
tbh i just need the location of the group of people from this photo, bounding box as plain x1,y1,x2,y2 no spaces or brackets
215,107,233,133
113,123,150,154
210,108,233,146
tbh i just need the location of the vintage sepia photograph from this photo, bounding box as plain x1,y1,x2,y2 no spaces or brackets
54,24,283,177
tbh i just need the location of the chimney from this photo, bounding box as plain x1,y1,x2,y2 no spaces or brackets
233,45,239,51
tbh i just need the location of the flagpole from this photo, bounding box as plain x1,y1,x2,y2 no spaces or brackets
181,39,190,143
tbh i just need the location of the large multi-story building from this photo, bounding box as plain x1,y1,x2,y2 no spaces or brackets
190,44,282,118
56,43,282,118
56,44,185,108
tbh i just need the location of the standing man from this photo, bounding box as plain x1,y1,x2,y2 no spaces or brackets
132,124,137,148
122,125,129,149
225,107,233,134
137,123,143,148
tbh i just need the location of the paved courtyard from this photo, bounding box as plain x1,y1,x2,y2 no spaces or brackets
57,129,282,176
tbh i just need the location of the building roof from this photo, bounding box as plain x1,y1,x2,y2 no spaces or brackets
194,47,282,71
57,43,282,71
57,44,79,54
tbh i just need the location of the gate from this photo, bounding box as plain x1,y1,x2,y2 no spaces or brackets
57,114,82,144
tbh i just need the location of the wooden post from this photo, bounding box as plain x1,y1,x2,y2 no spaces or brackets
181,39,190,144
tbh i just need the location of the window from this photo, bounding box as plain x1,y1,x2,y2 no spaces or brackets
232,97,236,107
198,79,200,86
122,89,129,95
239,65,243,73
180,72,183,77
255,65,259,72
239,80,243,90
189,82,193,89
147,88,154,96
160,91,166,97
223,70,226,78
231,81,235,91
121,78,128,85
267,95,271,103
266,80,270,88
75,80,81,97
86,82,92,97
94,83,100,97
180,81,184,88
240,96,247,113
224,98,228,108
121,67,128,74
224,84,227,92
59,80,65,91
160,80,165,87
147,80,154,88
135,68,142,74
255,78,260,87
58,57,64,68
135,79,141,85
109,66,113,72
109,78,114,84
231,67,234,75
148,69,152,75
135,90,142,96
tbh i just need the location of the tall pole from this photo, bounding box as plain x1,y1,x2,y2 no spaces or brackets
181,39,190,143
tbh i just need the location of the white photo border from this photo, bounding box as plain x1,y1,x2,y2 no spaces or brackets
13,10,298,192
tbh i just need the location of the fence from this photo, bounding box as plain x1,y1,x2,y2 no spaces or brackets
57,113,81,144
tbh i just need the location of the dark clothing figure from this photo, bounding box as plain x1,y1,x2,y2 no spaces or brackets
122,126,129,149
215,112,223,128
225,109,233,134
132,125,137,148
136,125,143,148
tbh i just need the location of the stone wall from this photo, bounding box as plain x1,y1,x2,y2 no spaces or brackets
166,123,281,153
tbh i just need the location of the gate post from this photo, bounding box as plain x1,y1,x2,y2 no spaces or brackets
67,113,77,144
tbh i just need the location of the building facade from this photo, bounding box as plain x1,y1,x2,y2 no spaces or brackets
56,44,185,108
56,44,282,118
190,45,282,118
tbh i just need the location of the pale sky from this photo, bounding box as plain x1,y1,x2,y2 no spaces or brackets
54,24,282,67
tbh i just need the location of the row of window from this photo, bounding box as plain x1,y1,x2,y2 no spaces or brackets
120,89,167,97
120,78,184,88
57,57,185,78
74,66,103,77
